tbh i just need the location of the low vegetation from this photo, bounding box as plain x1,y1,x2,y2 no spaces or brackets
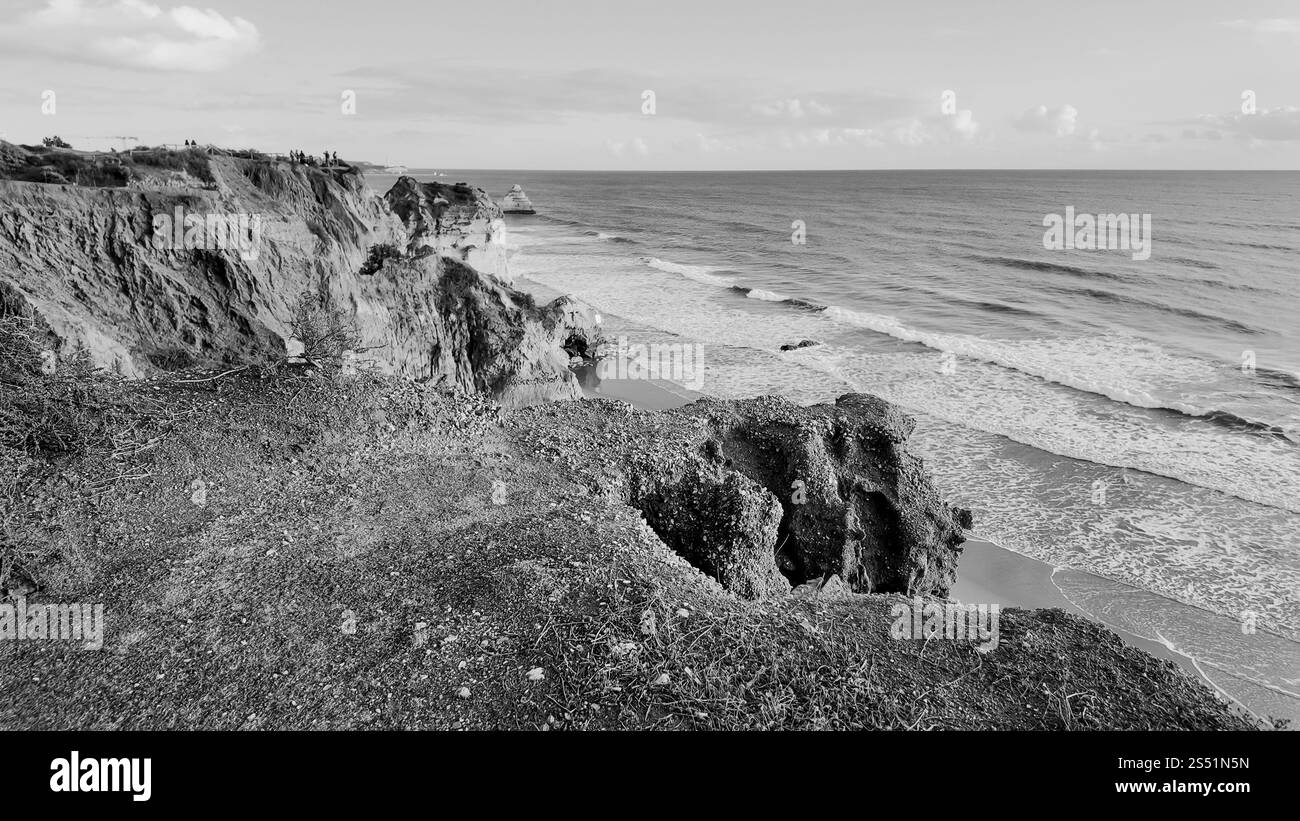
358,243,406,277
0,314,138,602
0,142,214,188
288,291,365,374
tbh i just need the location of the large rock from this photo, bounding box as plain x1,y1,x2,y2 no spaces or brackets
509,393,972,600
425,260,599,406
384,177,510,283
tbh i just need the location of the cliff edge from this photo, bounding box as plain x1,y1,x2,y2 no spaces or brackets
0,143,592,405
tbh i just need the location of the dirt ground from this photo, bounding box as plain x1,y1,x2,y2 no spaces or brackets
0,367,1257,730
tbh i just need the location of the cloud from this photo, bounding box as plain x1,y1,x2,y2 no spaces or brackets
944,108,979,139
0,0,260,72
869,109,979,146
1011,104,1079,137
694,133,734,153
332,65,977,157
1221,18,1300,35
1086,128,1107,152
750,98,834,120
336,65,917,136
606,137,649,157
771,111,977,150
1187,106,1300,141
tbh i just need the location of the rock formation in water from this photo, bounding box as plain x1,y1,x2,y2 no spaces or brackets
779,339,820,351
0,144,592,405
499,184,536,215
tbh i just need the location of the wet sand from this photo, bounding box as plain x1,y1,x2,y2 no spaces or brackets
955,541,1298,727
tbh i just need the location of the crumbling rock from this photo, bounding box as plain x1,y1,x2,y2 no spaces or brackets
383,177,510,281
510,393,971,601
626,462,789,600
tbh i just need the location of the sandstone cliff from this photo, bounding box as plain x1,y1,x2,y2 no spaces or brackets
0,144,591,405
383,176,511,280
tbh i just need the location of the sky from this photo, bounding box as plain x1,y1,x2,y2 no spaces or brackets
0,0,1298,170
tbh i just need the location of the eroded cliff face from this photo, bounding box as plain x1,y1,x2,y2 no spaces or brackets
384,177,511,282
0,148,590,404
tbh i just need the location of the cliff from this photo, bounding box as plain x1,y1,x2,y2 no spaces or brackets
0,143,592,405
383,176,511,279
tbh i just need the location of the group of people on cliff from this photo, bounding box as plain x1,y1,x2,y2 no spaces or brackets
288,150,340,167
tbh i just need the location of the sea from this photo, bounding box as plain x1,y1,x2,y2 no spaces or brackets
371,169,1300,724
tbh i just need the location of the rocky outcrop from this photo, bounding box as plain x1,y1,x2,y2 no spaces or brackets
423,261,599,406
0,145,590,404
510,393,972,600
384,177,510,281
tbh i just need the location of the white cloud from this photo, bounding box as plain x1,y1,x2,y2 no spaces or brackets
751,98,834,120
1086,128,1106,152
1221,18,1300,34
1195,106,1300,141
606,137,650,157
695,133,733,153
1,0,260,72
170,6,250,40
889,119,929,146
1012,104,1079,137
772,107,978,151
944,108,979,139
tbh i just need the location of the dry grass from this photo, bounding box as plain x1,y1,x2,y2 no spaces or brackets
0,314,182,599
